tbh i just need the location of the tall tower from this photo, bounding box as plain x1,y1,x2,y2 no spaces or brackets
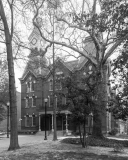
26,17,48,75
28,17,45,50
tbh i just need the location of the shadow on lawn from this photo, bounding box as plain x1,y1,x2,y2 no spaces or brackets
5,151,128,160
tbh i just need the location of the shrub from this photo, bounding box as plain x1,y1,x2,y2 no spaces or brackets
113,143,124,152
109,128,118,136
61,137,128,148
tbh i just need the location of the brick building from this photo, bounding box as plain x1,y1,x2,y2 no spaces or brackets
20,26,115,135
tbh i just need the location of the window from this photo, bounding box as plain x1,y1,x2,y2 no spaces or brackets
48,96,50,107
25,96,32,108
25,97,29,108
26,79,36,93
49,79,53,91
32,96,36,107
25,115,29,127
31,82,35,91
50,94,53,107
62,96,66,105
27,82,30,93
56,94,63,108
55,80,62,90
32,115,36,126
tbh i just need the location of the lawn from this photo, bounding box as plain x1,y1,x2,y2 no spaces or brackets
0,136,128,160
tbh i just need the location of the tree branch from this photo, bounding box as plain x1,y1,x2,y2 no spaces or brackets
104,33,128,63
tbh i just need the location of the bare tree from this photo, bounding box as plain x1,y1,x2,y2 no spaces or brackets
22,0,128,138
0,0,20,150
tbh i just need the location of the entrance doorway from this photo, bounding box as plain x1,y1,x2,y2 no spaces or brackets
41,114,51,131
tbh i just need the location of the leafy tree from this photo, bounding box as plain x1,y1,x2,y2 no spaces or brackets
60,72,100,147
111,43,128,121
0,60,9,122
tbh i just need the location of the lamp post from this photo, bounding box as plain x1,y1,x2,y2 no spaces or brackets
44,98,48,140
7,102,10,138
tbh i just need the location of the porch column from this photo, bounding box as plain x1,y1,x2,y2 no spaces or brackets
109,112,111,132
106,112,109,134
52,114,54,132
91,115,93,127
65,113,68,134
39,114,41,131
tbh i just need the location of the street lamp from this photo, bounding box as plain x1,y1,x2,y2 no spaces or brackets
6,102,10,138
44,98,48,140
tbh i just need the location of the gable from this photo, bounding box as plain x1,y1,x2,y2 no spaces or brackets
74,60,95,77
46,59,71,80
19,70,37,84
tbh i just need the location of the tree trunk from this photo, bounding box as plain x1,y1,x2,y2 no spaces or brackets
78,123,83,147
83,120,86,148
92,63,108,139
0,0,20,150
92,109,103,138
52,40,57,141
7,42,20,151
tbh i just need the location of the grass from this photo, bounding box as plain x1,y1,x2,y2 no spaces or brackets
2,151,128,160
61,136,128,148
0,136,128,160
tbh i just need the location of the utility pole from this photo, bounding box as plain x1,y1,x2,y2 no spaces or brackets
44,98,48,140
7,102,10,138
52,11,57,141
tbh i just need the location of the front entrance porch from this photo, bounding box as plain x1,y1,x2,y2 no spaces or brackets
38,111,73,134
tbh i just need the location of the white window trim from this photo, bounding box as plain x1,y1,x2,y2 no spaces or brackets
55,71,63,75
26,80,36,93
48,96,50,107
